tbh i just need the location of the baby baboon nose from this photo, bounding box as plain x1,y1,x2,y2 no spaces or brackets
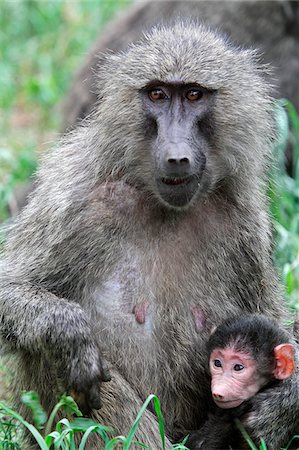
212,392,224,400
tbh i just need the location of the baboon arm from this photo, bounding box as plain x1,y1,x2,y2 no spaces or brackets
0,279,90,352
0,274,111,414
186,411,235,449
245,369,299,448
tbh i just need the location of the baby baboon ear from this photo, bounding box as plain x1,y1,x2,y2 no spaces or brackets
273,343,295,380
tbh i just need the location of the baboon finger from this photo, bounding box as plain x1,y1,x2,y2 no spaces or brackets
87,383,102,410
101,360,111,382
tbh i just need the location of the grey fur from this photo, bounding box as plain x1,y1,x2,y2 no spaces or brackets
0,22,298,449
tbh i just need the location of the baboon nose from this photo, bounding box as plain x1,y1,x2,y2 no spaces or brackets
212,392,224,400
167,157,190,165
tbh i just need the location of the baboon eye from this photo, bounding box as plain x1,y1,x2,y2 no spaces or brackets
214,359,222,368
233,364,244,371
186,89,203,102
148,88,167,101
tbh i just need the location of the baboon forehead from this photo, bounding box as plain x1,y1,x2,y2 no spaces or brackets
100,22,263,91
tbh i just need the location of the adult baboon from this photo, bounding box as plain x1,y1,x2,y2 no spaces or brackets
1,22,298,449
62,0,299,131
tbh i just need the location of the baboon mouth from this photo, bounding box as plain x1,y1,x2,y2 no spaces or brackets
156,174,200,208
161,176,193,186
214,399,243,409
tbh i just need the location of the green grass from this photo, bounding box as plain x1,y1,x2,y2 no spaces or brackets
271,100,299,310
0,393,297,449
0,393,190,450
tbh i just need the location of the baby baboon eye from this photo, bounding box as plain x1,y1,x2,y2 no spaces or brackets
148,88,168,101
233,364,245,371
186,89,203,102
214,359,222,368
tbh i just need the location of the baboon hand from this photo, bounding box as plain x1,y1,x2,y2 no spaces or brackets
185,432,205,449
66,341,111,415
47,305,112,415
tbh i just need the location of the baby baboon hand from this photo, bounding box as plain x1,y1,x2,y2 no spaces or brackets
185,432,205,449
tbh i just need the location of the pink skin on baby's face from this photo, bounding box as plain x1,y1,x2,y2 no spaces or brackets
210,346,265,409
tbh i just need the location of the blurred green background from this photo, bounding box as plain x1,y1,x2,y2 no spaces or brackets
0,0,298,311
0,0,129,218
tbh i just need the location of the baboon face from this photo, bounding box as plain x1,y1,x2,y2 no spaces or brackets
140,83,215,208
99,23,272,211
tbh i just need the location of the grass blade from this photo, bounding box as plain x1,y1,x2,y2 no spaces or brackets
0,402,48,450
123,394,165,450
234,419,260,450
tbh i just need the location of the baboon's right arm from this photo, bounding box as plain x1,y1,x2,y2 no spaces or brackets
0,270,110,412
0,124,118,410
0,160,113,411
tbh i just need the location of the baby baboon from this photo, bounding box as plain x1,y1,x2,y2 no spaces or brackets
187,315,297,449
0,22,298,449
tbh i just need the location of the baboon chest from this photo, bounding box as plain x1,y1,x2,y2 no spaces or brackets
92,246,156,333
91,235,238,364
87,185,244,389
91,240,207,385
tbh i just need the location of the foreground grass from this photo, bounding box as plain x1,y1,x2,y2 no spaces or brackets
0,393,190,450
0,393,297,450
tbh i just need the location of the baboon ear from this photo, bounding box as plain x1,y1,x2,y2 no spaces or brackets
273,343,295,380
